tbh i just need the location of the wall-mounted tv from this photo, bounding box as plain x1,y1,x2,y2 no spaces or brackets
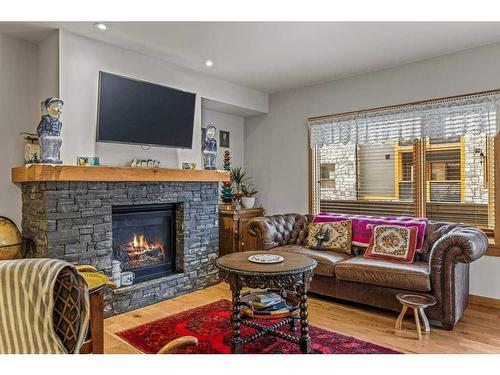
96,71,196,148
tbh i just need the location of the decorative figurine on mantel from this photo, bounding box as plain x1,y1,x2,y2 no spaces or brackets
202,124,217,170
36,97,64,164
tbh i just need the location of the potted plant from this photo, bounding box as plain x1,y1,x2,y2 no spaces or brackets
241,184,258,209
230,166,247,195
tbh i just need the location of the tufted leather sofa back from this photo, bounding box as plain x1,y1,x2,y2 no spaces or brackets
268,214,312,246
247,214,313,249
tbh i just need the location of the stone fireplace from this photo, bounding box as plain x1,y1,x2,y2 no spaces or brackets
15,165,228,316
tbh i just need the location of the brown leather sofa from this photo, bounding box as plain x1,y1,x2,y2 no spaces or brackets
248,214,489,329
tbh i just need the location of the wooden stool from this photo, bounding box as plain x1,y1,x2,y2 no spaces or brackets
395,293,436,340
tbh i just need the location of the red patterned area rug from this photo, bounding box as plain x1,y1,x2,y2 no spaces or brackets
116,299,400,354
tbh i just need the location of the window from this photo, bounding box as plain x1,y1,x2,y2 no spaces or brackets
309,91,499,235
320,163,336,190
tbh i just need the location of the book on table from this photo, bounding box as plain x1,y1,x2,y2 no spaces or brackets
258,300,287,311
255,292,281,303
250,297,282,310
253,308,290,316
240,290,298,316
253,301,294,315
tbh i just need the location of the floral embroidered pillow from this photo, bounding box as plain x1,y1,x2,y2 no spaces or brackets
364,225,417,263
307,220,352,254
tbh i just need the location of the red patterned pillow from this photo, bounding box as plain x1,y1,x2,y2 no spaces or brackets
364,225,417,263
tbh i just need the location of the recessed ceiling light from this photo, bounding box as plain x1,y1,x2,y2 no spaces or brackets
94,23,108,31
205,60,213,67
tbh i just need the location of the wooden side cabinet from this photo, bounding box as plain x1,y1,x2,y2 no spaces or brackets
219,204,265,256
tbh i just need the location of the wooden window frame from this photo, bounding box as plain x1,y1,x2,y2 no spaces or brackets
307,89,500,257
424,140,463,203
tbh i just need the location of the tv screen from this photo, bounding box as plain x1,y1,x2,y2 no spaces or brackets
96,72,196,148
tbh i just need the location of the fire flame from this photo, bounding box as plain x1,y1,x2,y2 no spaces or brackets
131,234,147,248
126,234,163,257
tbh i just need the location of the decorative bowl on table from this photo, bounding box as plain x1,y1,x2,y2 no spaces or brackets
248,254,284,264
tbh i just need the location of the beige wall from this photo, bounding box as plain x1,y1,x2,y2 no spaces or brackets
37,30,59,101
0,34,38,227
201,109,244,170
244,41,500,299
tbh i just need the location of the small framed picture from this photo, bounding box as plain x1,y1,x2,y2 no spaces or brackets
182,162,197,170
88,157,100,166
220,130,230,148
78,156,100,166
77,156,89,166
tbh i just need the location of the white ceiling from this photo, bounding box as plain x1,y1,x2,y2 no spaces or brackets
4,22,500,93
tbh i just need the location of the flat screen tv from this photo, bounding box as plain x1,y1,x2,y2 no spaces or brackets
96,72,196,148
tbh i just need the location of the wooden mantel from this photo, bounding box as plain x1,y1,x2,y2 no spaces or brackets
12,164,230,183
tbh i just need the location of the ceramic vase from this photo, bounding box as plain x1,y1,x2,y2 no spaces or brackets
111,260,122,288
241,197,256,209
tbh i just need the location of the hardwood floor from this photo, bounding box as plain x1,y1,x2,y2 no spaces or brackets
104,283,500,354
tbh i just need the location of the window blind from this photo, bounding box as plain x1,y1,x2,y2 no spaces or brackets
309,92,499,231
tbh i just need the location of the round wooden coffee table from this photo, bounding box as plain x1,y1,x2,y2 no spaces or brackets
216,251,317,354
395,293,437,340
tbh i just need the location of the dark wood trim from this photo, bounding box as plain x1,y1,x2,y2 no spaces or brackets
308,88,500,122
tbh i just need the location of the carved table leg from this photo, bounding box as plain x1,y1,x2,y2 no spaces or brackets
299,274,311,354
230,281,243,354
290,316,297,332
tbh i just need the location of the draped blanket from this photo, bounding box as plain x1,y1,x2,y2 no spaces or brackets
313,213,428,253
0,259,89,354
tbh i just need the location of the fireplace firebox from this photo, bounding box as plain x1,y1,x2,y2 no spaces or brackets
112,204,176,284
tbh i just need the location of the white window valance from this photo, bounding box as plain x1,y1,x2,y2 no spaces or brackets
309,93,500,148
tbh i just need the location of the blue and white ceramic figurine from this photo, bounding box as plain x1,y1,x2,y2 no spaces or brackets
36,97,64,164
202,124,217,170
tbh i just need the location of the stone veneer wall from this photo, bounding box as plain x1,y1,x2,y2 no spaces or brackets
464,135,489,204
319,144,357,200
20,181,220,316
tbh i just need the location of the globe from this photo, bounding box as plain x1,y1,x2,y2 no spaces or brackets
0,217,22,260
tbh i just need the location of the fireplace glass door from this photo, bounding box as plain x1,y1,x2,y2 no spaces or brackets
112,204,175,284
